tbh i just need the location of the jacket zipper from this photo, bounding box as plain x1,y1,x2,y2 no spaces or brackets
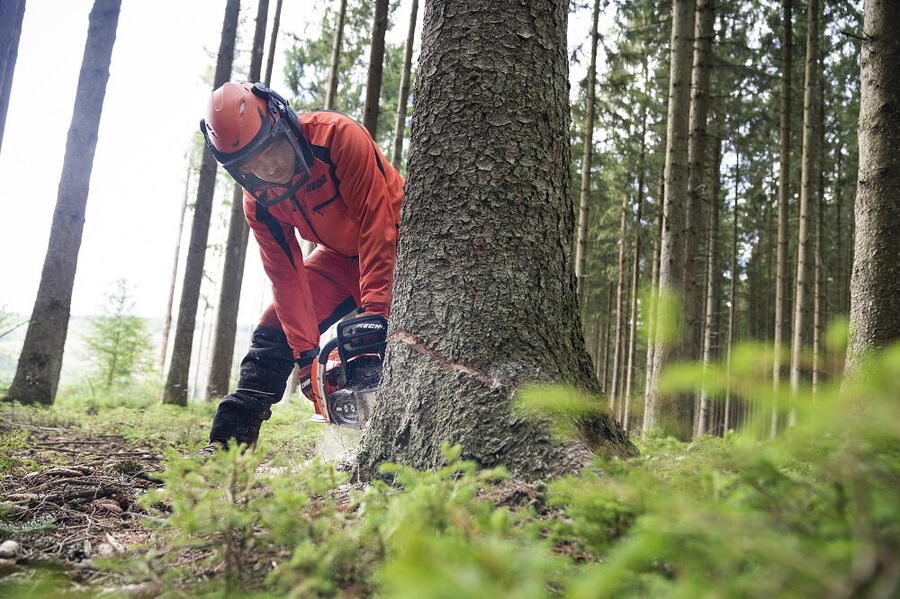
291,196,338,253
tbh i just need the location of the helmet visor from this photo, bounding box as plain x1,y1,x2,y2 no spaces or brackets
205,114,310,206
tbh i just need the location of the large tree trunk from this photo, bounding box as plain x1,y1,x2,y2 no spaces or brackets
5,0,121,406
846,0,900,369
362,0,389,137
207,0,270,399
771,0,792,435
788,0,819,404
357,0,634,480
391,0,418,167
0,0,26,155
574,0,601,301
159,157,193,370
163,0,240,406
325,0,347,110
683,0,715,365
643,0,696,432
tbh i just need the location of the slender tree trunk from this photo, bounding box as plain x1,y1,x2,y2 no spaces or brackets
362,0,389,138
697,132,722,437
575,0,602,301
263,0,283,86
163,0,240,406
325,0,348,110
684,0,715,364
623,113,648,431
772,0,792,433
0,0,26,155
391,0,418,167
643,195,663,405
724,149,739,433
357,0,634,479
788,0,819,411
644,0,696,432
835,146,846,317
159,157,193,370
602,280,613,392
846,0,900,369
207,0,270,399
609,194,629,417
812,58,825,391
5,0,121,406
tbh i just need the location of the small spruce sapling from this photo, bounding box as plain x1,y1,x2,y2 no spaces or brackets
82,279,154,391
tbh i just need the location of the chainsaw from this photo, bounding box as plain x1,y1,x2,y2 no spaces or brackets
308,314,386,429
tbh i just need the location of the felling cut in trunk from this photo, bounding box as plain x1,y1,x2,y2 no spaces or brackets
357,0,634,480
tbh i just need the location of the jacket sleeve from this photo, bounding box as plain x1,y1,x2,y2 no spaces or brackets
243,191,319,362
331,118,399,317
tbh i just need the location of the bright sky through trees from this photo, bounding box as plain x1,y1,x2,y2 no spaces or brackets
0,0,590,321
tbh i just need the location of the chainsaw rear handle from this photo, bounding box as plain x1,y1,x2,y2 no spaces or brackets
312,338,339,420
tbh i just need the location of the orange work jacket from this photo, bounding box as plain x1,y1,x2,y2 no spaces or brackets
243,111,404,360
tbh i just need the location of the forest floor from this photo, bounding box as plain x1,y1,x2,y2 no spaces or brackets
0,395,324,596
0,354,898,597
0,417,162,583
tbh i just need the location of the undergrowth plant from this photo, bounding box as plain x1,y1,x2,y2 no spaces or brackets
3,342,898,598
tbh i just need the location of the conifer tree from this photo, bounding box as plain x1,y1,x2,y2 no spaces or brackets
846,0,900,369
6,0,122,405
163,0,240,406
358,0,634,478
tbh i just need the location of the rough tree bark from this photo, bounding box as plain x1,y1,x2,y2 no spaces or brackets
325,0,347,110
163,0,240,406
207,0,270,399
644,0,696,432
356,0,634,479
391,0,418,167
5,0,121,405
0,0,26,155
771,0,792,436
846,0,900,369
362,0,389,137
789,0,819,403
574,0,601,301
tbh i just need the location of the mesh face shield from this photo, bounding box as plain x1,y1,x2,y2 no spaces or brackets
201,84,311,207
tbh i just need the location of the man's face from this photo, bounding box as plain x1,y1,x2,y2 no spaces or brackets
238,135,296,185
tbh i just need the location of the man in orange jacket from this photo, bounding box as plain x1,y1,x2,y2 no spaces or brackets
200,81,404,447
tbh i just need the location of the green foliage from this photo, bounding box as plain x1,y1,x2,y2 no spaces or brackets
283,0,406,151
80,279,154,392
0,429,33,474
24,343,900,598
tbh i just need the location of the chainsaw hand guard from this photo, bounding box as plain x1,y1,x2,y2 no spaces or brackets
337,314,387,389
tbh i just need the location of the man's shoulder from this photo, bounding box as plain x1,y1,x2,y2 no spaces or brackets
300,110,358,130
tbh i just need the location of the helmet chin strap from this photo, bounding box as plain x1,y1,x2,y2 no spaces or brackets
258,169,310,207
252,82,315,171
